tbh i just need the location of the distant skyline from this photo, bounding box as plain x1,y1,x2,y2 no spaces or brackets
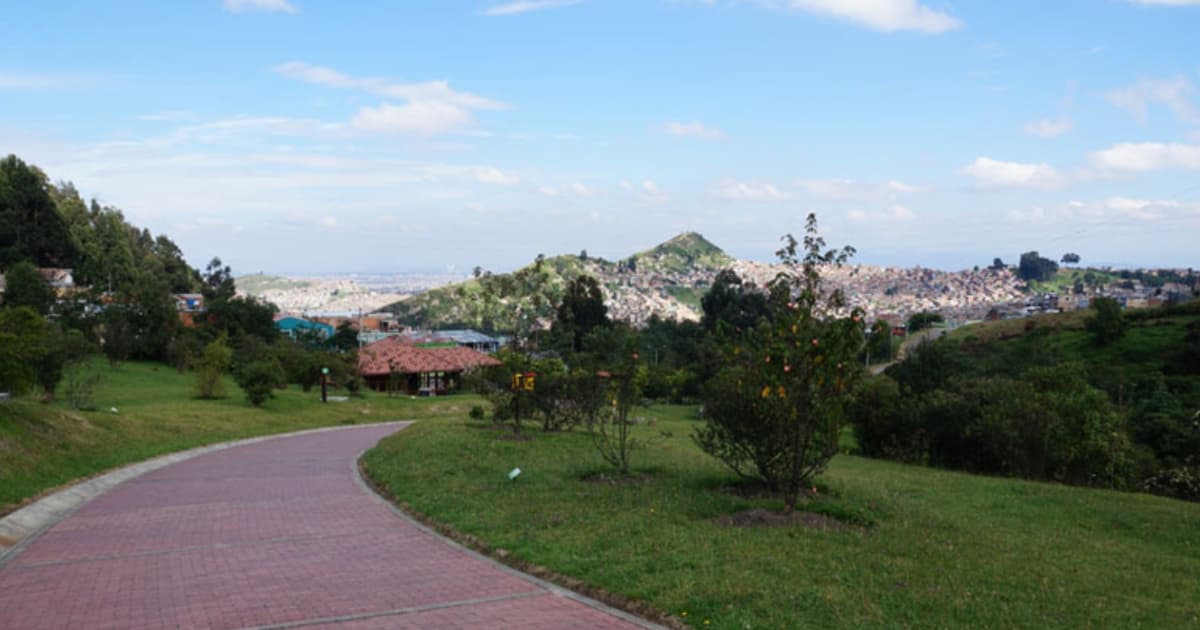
3,1,1200,274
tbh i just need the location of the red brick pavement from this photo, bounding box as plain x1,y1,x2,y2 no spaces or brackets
0,424,651,629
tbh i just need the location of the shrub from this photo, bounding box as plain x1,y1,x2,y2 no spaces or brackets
194,334,232,399
234,358,286,407
697,215,864,510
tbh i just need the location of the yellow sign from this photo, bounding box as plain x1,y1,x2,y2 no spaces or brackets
523,372,536,391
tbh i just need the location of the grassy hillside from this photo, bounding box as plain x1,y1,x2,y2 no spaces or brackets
0,359,479,516
363,405,1200,629
627,231,733,274
1024,267,1118,294
950,302,1198,399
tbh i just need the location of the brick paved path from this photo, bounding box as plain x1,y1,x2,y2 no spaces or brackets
0,424,652,629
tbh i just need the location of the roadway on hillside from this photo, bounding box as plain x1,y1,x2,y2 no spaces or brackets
0,423,655,629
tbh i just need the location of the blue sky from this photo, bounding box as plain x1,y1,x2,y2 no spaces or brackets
3,0,1199,274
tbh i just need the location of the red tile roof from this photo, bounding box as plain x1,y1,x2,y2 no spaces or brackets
358,337,501,377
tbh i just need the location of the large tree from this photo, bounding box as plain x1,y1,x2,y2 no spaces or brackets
1018,251,1059,282
701,269,770,333
553,274,609,353
0,155,77,268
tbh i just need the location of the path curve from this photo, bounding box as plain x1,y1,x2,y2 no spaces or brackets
0,423,658,629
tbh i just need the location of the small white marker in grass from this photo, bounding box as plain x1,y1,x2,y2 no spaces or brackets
508,467,521,480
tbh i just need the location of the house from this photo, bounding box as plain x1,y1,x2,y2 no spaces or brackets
406,329,501,353
358,336,501,395
175,293,204,312
275,316,335,340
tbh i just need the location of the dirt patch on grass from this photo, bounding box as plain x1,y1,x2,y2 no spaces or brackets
717,508,850,531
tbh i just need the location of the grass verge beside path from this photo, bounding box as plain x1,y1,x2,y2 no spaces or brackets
0,359,477,516
362,405,1200,629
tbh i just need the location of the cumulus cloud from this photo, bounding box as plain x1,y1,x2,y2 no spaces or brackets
663,121,727,140
274,62,505,135
1023,118,1073,138
962,156,1065,189
1089,142,1200,172
223,0,297,14
713,180,792,201
1105,76,1197,125
482,0,582,16
758,0,961,33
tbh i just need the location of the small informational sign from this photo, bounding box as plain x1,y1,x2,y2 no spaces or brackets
523,371,536,391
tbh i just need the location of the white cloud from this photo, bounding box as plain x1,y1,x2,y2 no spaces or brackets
962,157,1065,189
0,73,103,90
482,0,582,16
795,178,923,200
352,101,475,136
223,0,297,14
1105,76,1197,124
1089,142,1200,172
319,216,337,228
274,62,505,136
538,182,593,197
663,121,727,140
1023,118,1073,138
713,180,792,201
472,166,521,186
1009,196,1190,224
759,0,961,33
847,204,916,223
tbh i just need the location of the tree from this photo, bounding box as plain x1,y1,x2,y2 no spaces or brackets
1061,252,1081,265
865,319,891,363
0,155,78,268
553,274,609,353
328,321,359,352
1086,296,1126,346
696,214,865,511
991,257,1006,270
2,261,54,315
588,328,647,474
201,257,236,303
700,269,769,333
194,334,232,399
1018,251,1058,282
0,307,52,394
906,311,944,333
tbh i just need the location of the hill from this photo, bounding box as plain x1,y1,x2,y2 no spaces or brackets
862,300,1200,501
382,232,731,330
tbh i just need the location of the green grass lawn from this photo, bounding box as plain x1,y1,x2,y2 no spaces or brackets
0,359,478,515
363,406,1200,629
